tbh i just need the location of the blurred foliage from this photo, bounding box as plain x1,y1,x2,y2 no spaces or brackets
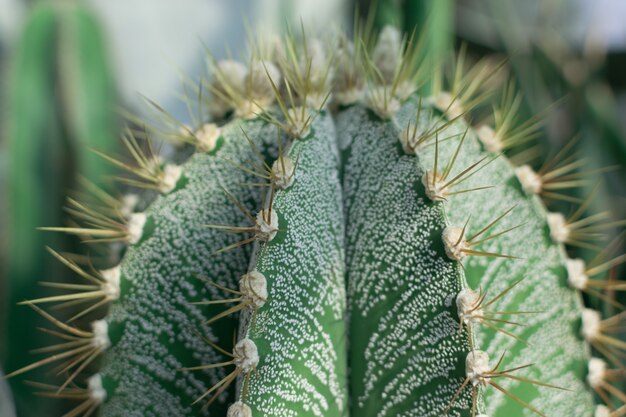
2,2,119,416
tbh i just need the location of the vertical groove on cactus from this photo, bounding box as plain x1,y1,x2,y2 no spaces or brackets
338,103,472,417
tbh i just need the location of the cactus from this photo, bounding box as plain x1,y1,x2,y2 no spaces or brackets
6,20,626,417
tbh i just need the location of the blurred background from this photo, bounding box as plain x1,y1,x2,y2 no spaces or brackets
0,0,625,416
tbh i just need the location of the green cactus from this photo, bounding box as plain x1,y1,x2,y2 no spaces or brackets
6,20,626,417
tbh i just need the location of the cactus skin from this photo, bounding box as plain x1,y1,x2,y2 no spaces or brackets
240,111,349,416
338,103,471,417
413,106,595,416
97,119,277,417
8,22,623,417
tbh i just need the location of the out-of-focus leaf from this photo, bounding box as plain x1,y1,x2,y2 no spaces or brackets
3,3,120,416
58,4,119,185
4,4,74,416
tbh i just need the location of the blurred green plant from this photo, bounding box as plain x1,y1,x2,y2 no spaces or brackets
2,2,119,416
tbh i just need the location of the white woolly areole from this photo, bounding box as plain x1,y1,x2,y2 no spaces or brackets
430,91,464,120
256,209,279,241
372,25,401,84
194,123,221,153
120,194,139,218
88,374,106,404
456,288,482,325
587,358,607,388
127,212,147,245
566,258,589,290
247,61,281,103
286,107,311,139
366,86,400,119
443,227,469,261
210,60,247,117
515,165,542,195
466,350,491,386
476,125,502,153
271,157,295,189
594,405,611,417
335,89,363,106
334,42,363,105
233,338,259,373
301,38,328,87
421,171,446,202
159,164,182,194
217,60,247,92
99,265,121,300
91,319,111,349
581,308,601,341
547,212,570,243
399,126,423,155
239,270,267,309
227,401,252,417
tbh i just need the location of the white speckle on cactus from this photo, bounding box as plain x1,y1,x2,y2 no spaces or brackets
547,212,570,243
566,258,589,290
100,266,121,300
421,171,446,202
372,25,401,84
120,194,139,218
457,288,482,326
88,374,107,404
271,156,295,189
239,270,268,309
587,358,607,388
227,401,252,417
194,123,221,153
466,350,491,386
91,320,111,349
366,86,400,119
256,209,279,241
476,125,502,153
429,91,464,119
127,212,147,245
515,164,542,195
595,405,611,417
233,338,259,374
443,227,469,261
159,164,182,194
581,308,601,341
